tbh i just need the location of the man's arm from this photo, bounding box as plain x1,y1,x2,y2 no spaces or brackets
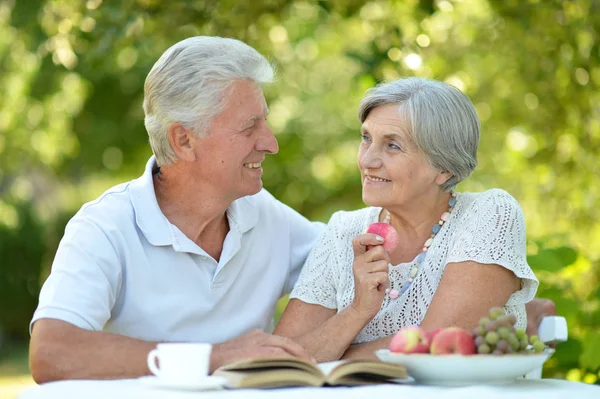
30,318,314,383
30,319,156,383
525,298,557,336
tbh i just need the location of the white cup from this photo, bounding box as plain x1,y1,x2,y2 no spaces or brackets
147,343,212,382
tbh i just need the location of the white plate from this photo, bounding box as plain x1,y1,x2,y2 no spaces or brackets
375,348,554,386
139,375,227,391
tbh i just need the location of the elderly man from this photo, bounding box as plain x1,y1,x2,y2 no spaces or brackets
29,36,555,383
29,36,322,383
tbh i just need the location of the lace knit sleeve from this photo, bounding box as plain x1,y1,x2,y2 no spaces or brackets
447,189,539,307
289,213,342,309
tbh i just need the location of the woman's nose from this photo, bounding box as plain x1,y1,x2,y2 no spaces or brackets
358,145,382,170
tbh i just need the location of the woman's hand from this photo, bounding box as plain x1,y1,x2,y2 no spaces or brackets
350,233,391,318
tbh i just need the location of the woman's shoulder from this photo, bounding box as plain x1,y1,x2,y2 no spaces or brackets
459,188,522,212
326,207,379,235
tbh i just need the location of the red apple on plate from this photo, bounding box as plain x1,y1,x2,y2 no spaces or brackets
430,327,477,355
390,326,430,354
427,328,444,343
365,222,398,253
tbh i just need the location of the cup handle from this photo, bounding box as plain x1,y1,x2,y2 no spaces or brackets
147,349,161,377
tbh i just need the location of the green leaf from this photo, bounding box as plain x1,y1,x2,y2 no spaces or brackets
527,246,578,272
553,338,583,369
553,246,578,267
528,252,563,272
580,332,600,372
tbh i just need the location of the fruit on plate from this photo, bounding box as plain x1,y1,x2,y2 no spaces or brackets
430,327,477,355
365,222,398,253
427,328,444,342
473,306,548,354
389,326,430,354
388,307,549,356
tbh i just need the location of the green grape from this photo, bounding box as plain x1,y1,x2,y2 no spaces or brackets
472,326,486,336
496,314,517,327
489,307,505,320
530,335,540,343
533,340,546,353
515,328,526,340
475,335,485,347
520,337,529,350
485,321,497,332
498,326,511,340
508,335,520,351
479,317,491,328
486,331,500,346
478,343,491,354
492,349,503,355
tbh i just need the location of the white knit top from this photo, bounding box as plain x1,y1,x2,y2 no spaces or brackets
290,189,538,344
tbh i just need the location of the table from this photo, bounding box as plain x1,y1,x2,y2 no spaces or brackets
18,378,600,399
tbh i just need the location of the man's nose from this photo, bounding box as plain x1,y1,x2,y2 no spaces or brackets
256,124,279,154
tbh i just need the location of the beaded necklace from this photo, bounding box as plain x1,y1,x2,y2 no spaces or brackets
384,192,457,299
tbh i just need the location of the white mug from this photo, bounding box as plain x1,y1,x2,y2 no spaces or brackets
147,343,212,382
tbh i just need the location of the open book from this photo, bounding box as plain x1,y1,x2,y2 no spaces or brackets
213,357,408,388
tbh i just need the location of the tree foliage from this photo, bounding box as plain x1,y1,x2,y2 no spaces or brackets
0,0,598,382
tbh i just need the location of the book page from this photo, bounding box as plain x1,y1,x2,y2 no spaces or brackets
317,361,346,376
220,357,318,374
324,360,408,386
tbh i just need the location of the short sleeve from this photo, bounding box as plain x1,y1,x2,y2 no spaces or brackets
30,215,122,333
289,214,341,309
279,204,325,296
447,189,538,306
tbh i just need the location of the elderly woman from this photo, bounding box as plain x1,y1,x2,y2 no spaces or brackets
274,77,538,361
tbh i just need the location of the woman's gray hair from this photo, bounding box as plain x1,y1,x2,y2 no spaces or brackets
143,36,275,166
358,77,480,191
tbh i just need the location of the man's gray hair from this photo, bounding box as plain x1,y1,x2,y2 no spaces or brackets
358,77,480,191
143,36,275,166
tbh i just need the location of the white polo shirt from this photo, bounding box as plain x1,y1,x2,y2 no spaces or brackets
30,157,323,343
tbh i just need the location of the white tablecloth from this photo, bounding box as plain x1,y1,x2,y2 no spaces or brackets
18,378,600,399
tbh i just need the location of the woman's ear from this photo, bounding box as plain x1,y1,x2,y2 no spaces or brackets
167,122,197,162
436,170,453,186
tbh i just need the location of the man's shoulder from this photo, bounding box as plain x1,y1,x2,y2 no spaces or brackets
71,181,136,231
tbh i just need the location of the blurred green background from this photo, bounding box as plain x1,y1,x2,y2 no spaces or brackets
0,0,599,396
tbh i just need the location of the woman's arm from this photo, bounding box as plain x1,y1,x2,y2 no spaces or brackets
341,260,519,359
275,234,391,362
419,260,519,331
274,299,373,362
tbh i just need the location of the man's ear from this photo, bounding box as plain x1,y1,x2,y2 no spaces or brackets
436,170,453,186
167,122,196,162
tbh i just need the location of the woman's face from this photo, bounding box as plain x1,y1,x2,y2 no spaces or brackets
357,104,444,209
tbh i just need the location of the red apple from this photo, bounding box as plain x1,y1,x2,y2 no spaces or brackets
430,327,477,355
365,222,398,253
389,326,430,354
427,328,444,342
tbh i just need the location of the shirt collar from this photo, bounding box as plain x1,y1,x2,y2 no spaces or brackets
129,156,173,246
129,156,259,249
227,193,259,235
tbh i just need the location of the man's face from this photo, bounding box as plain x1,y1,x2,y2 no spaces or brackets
191,80,278,201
